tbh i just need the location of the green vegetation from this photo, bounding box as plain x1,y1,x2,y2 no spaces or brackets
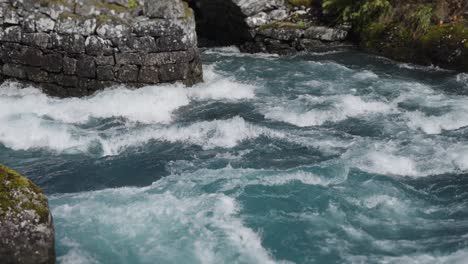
58,11,80,20
0,165,49,224
128,0,138,8
288,0,313,7
419,23,468,54
322,0,468,71
322,0,392,29
407,4,433,34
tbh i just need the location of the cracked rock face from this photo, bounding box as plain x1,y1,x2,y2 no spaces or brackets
0,165,55,264
0,0,203,98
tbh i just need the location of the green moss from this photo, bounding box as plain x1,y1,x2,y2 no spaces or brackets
182,1,193,19
0,165,49,223
258,21,309,31
289,0,313,7
96,14,129,27
128,0,138,9
58,12,80,20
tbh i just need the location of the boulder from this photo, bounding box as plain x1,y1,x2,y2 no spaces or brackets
144,0,185,18
0,165,55,264
304,26,348,42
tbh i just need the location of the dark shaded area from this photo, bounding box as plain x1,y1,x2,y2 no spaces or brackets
187,0,252,47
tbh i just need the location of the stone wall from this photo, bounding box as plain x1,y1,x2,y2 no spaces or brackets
0,0,203,97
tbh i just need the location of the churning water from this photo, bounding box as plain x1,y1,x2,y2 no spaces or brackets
2,47,468,263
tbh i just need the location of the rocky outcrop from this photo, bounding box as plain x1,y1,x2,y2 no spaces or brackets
194,0,352,54
0,165,55,264
193,0,466,72
0,0,203,97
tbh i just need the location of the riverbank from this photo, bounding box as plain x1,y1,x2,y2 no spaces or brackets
193,0,467,72
321,0,468,72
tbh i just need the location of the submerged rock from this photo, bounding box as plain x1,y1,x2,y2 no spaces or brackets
0,165,55,264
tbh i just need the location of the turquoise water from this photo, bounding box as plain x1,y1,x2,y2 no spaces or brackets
1,47,468,263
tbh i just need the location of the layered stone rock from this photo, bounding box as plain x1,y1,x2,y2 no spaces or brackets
0,165,55,264
0,0,203,97
194,0,352,54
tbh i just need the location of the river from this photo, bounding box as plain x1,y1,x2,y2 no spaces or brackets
1,47,468,263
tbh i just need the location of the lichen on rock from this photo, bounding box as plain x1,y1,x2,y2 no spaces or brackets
0,164,55,264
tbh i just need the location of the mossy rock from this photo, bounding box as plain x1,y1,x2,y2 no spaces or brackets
0,165,55,264
0,164,49,223
259,21,309,31
35,0,74,8
182,1,194,19
91,0,129,13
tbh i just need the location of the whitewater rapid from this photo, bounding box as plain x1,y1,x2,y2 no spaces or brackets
2,47,468,263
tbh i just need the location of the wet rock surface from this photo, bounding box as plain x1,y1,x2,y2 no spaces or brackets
194,0,353,54
0,0,203,97
0,165,55,264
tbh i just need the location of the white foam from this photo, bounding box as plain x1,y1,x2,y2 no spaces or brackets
0,66,259,154
260,171,335,186
99,116,284,156
51,184,282,264
203,46,279,59
263,95,392,127
57,238,99,264
343,135,468,177
0,115,94,153
456,73,468,89
359,151,419,177
189,66,256,100
373,248,468,264
405,110,468,134
0,82,191,124
0,67,256,126
161,166,348,193
308,50,346,56
451,147,468,172
362,195,408,212
398,63,450,72
0,115,282,155
387,82,468,134
352,70,379,80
